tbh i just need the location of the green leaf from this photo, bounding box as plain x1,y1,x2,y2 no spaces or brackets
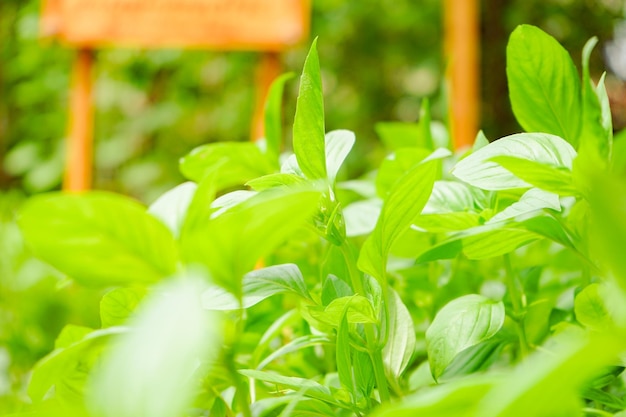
100,287,147,328
477,330,624,417
486,188,561,224
489,156,577,196
257,335,332,370
423,181,485,214
180,142,276,189
507,25,582,146
88,277,219,417
359,159,438,280
18,192,178,287
452,133,577,191
321,274,353,306
147,182,197,238
587,172,626,291
375,122,423,151
336,302,356,396
372,375,497,417
417,222,543,262
413,212,481,233
179,168,218,238
246,173,305,191
473,130,489,151
426,294,505,380
440,340,504,380
182,187,321,298
343,199,382,237
354,349,376,398
325,130,355,184
54,325,93,349
376,148,432,197
265,72,295,162
580,37,612,161
240,369,338,405
293,38,327,180
308,295,378,327
574,283,613,331
28,327,126,402
382,289,416,382
202,263,311,310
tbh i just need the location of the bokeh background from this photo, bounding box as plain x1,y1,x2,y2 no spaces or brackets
1,0,625,412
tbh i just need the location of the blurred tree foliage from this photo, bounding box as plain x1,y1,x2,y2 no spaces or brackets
0,0,624,412
1,0,623,200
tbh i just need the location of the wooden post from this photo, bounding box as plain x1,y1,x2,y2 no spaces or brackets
63,48,94,191
251,52,282,142
445,0,480,150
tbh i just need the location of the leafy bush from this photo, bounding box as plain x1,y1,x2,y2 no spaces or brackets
10,25,626,417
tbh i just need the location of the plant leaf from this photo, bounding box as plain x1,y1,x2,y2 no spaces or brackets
477,330,624,417
426,294,505,380
372,375,498,417
182,187,321,298
382,289,416,382
293,38,327,180
359,159,438,281
202,263,311,310
325,130,355,184
486,188,561,225
579,37,612,161
308,295,378,327
265,72,295,163
147,182,197,238
575,283,613,331
257,335,332,370
88,277,219,417
18,192,178,287
343,199,382,237
489,156,577,196
28,327,126,402
507,24,582,146
452,133,577,191
336,302,356,396
240,369,338,405
100,287,147,328
180,142,276,189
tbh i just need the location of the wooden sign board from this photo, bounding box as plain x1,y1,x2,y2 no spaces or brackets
42,0,310,51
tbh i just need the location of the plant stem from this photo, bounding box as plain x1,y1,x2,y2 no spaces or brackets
339,241,391,402
503,254,530,357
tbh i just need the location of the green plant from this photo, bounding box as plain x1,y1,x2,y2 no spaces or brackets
10,25,626,417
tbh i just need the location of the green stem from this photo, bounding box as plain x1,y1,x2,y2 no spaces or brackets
231,306,253,417
339,241,391,403
503,254,530,357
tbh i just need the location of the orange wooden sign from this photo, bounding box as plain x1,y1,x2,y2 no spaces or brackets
42,0,310,51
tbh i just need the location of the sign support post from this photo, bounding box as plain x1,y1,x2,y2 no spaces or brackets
445,0,480,150
251,52,282,142
63,48,94,191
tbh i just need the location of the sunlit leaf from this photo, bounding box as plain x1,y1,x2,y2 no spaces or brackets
180,142,275,189
507,25,582,146
382,289,416,382
452,133,576,191
293,38,327,180
426,294,505,380
100,287,147,328
202,263,311,310
19,192,178,287
325,130,355,184
88,277,219,417
265,72,296,162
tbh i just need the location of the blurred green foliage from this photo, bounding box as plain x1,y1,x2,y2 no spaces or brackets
0,0,624,413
